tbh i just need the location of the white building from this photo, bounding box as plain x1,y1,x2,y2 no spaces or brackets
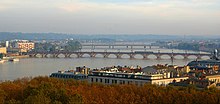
5,41,9,48
88,69,188,86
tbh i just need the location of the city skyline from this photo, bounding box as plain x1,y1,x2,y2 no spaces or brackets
0,0,219,36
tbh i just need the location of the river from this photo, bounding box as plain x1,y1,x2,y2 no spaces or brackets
0,48,209,81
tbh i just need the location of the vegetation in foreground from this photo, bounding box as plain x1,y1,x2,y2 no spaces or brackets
0,77,220,104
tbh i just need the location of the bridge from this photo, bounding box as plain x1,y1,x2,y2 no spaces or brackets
28,51,211,60
81,43,159,49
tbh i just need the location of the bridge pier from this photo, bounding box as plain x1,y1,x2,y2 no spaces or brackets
183,55,188,60
129,54,135,59
143,54,149,60
170,55,174,60
197,56,202,60
77,53,83,58
29,54,35,58
103,54,109,58
90,53,96,58
156,55,161,60
42,54,48,58
64,54,70,58
116,54,122,59
51,54,56,58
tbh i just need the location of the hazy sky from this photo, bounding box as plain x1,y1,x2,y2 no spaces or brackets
0,0,219,35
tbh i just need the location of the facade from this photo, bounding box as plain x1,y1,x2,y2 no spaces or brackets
187,59,220,70
206,74,220,84
50,70,88,80
14,41,35,52
0,47,7,54
171,78,216,89
88,68,188,86
5,41,9,48
76,66,90,75
50,66,90,80
187,49,220,70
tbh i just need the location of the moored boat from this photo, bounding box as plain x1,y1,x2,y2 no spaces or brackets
0,60,5,63
9,58,20,62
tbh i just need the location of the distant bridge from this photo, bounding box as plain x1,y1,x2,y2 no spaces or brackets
81,43,159,49
28,51,211,60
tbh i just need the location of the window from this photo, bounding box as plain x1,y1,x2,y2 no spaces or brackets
123,81,125,84
120,80,123,84
128,81,132,84
135,81,139,86
91,78,93,82
112,80,115,84
100,79,103,82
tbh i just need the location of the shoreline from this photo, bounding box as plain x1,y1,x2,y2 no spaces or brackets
7,55,30,59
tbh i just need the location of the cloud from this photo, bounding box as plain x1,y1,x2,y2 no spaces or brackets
57,0,220,19
0,0,219,35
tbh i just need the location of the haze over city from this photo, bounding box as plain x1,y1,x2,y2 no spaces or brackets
0,0,219,36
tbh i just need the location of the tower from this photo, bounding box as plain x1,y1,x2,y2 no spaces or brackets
212,49,219,60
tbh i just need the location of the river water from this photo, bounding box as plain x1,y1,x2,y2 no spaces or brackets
0,48,209,81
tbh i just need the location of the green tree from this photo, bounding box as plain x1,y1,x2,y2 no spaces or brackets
64,41,81,52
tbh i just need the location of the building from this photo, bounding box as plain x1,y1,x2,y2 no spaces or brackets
0,47,7,54
76,66,90,75
170,78,216,89
5,41,9,48
14,41,35,52
50,70,88,80
206,74,220,84
187,49,220,70
88,66,188,86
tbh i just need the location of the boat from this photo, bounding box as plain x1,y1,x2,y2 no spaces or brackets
0,59,5,63
9,58,19,62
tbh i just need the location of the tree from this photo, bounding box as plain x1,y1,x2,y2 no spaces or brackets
24,93,51,104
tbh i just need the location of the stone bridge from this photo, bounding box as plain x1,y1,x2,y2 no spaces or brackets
28,51,211,60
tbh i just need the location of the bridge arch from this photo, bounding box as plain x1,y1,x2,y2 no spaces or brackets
69,53,78,58
81,53,91,58
45,54,55,58
147,54,157,59
173,55,185,60
187,55,198,60
133,54,144,59
34,53,44,58
121,54,130,59
160,54,172,59
108,54,118,58
57,53,66,58
200,55,211,59
95,54,105,58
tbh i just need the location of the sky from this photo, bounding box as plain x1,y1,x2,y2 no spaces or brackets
0,0,219,36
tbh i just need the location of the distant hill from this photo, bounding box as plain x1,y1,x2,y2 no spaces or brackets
0,32,215,41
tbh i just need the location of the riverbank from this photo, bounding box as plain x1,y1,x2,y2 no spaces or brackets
7,55,30,58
